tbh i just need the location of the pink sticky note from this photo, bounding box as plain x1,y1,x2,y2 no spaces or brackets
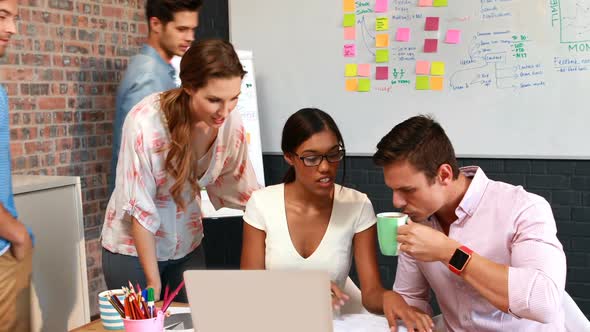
424,39,438,53
344,44,356,57
418,0,433,6
376,66,388,80
445,29,461,44
358,64,371,77
344,27,356,40
425,17,439,31
416,60,430,75
396,28,410,42
375,0,388,12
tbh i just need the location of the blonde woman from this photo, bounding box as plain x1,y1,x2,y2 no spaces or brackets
101,39,260,302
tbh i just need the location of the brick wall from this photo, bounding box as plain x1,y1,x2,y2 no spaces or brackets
261,155,590,317
1,1,147,316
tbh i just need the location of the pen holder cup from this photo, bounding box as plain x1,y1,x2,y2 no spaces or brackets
123,311,165,332
98,289,126,330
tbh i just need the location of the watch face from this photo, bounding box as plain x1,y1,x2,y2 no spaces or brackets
449,248,470,270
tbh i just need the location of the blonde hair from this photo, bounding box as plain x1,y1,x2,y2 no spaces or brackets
159,39,246,210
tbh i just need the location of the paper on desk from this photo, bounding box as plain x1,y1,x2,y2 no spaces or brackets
165,307,193,332
333,314,407,332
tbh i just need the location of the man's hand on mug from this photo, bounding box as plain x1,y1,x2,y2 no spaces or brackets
397,219,460,262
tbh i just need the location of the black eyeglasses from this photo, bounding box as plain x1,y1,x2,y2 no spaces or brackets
295,149,345,167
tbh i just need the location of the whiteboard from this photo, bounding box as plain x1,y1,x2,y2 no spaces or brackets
172,51,266,218
229,0,590,159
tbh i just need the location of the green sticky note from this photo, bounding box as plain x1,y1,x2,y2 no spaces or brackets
416,76,430,90
433,0,448,7
376,49,389,63
343,14,356,27
345,64,358,77
358,78,371,92
431,61,445,76
376,17,389,31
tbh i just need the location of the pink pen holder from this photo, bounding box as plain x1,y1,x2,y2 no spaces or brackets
123,310,165,332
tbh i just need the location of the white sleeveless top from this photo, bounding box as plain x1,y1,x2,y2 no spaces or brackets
243,184,377,289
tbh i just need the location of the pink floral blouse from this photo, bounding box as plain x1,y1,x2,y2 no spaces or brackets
101,93,260,260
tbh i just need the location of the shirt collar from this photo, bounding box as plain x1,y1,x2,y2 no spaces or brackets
140,44,176,79
455,166,489,222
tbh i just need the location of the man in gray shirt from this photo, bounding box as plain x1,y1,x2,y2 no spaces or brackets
110,0,202,193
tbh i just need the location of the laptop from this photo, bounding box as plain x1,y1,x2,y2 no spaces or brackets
183,270,333,332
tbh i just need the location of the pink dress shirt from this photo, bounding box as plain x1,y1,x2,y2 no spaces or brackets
394,166,566,331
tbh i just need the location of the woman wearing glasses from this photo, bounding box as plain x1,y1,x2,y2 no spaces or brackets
240,108,431,330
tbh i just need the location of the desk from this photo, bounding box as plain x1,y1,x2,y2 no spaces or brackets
70,302,187,332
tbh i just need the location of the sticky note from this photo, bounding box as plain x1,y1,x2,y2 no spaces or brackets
396,28,411,42
343,14,356,27
425,17,439,31
430,76,444,91
416,60,430,75
431,61,445,76
344,44,356,57
344,27,356,40
343,0,355,12
433,0,448,7
357,64,371,77
376,66,388,80
376,34,389,47
376,49,389,63
416,76,430,90
375,0,388,12
358,78,371,92
376,17,389,31
345,78,358,91
418,0,433,6
345,64,357,77
424,39,438,53
445,29,461,44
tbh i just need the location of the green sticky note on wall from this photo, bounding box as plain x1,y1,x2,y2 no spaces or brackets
345,64,358,77
358,78,371,92
343,14,356,27
416,76,430,90
375,49,389,63
433,0,448,7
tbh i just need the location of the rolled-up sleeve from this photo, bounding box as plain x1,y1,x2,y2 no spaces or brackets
117,117,161,234
393,252,433,315
508,200,566,323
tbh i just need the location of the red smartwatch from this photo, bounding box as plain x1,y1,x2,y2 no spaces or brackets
448,245,473,276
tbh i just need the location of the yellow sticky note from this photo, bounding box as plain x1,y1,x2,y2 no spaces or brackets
345,78,358,91
343,0,355,12
345,64,358,76
343,14,356,27
376,49,389,63
358,78,371,92
431,61,445,76
430,76,444,90
376,17,389,31
416,76,430,90
433,0,448,7
376,34,389,47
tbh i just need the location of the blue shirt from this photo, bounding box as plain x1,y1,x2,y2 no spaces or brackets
110,45,177,193
0,86,33,255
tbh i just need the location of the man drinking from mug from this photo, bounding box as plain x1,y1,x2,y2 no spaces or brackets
373,115,566,331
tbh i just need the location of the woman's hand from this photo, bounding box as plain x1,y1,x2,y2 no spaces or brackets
146,279,162,302
330,281,350,311
383,290,433,332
